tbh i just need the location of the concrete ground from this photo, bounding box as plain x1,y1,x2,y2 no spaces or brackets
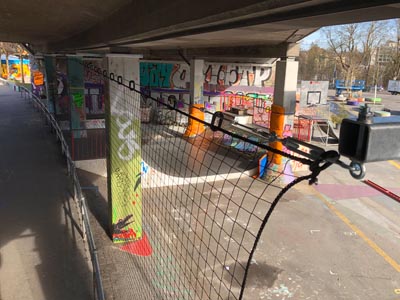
3,80,398,300
79,128,400,299
74,88,400,300
0,84,92,300
247,158,400,300
328,89,400,114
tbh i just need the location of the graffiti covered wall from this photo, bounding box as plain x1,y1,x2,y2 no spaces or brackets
1,56,31,82
204,63,273,94
84,59,105,116
140,62,190,90
30,56,46,99
139,61,275,109
140,61,274,92
55,58,70,117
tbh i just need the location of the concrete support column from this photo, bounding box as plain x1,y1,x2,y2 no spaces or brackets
185,59,205,137
43,56,57,114
268,58,298,180
190,59,204,105
67,56,86,138
105,54,143,243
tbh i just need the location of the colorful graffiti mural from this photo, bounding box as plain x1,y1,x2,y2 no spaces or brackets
140,62,189,89
84,59,105,116
204,63,273,92
55,59,70,116
139,61,273,92
139,61,274,117
30,57,46,99
1,56,31,82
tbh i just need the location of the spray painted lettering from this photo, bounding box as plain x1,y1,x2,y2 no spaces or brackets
204,64,272,90
111,92,140,161
140,62,273,91
140,62,190,89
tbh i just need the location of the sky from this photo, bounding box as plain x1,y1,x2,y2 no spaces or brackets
300,30,327,50
300,18,398,50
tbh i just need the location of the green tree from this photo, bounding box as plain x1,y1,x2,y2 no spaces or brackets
298,44,336,82
383,19,400,82
324,24,364,89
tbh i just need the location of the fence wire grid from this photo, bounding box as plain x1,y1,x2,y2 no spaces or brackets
83,61,329,300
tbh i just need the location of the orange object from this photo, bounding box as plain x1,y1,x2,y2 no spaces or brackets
33,71,44,85
184,104,205,137
268,104,285,164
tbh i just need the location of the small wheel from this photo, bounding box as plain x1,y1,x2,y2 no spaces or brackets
349,162,366,179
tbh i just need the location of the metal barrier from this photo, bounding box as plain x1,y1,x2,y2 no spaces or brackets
16,85,105,300
69,128,107,161
219,94,272,127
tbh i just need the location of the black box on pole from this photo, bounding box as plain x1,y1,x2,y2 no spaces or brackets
339,118,400,163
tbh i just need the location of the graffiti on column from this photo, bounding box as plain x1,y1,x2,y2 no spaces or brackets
30,57,46,99
84,60,105,116
55,59,70,116
67,57,87,140
110,59,142,243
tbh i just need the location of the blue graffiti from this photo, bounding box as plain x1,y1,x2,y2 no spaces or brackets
140,62,173,88
141,161,149,175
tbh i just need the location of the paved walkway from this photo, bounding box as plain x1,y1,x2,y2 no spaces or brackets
79,148,400,299
0,84,92,300
79,142,400,300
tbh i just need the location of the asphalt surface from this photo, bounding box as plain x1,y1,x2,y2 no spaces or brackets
80,137,400,299
0,84,92,300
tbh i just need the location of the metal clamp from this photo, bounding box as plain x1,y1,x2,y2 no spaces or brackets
210,111,224,132
128,80,136,91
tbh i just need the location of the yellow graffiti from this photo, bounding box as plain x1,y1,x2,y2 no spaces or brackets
394,289,400,294
1,62,31,80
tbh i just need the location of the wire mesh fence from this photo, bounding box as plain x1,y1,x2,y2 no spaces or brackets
101,63,319,300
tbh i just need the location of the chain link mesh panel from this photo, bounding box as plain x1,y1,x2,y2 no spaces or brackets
103,73,315,299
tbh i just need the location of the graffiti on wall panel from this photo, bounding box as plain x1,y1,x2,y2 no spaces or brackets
140,62,190,90
84,60,104,85
140,62,273,92
1,57,31,82
84,60,105,115
204,64,272,92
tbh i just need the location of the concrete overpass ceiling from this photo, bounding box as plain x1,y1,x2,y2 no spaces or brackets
126,26,318,49
0,0,399,60
42,0,399,52
0,0,131,43
119,26,315,63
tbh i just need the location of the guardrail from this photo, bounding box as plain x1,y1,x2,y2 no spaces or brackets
8,82,105,300
70,128,107,161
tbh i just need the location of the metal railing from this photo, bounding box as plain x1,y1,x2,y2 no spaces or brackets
12,83,105,300
69,128,107,161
